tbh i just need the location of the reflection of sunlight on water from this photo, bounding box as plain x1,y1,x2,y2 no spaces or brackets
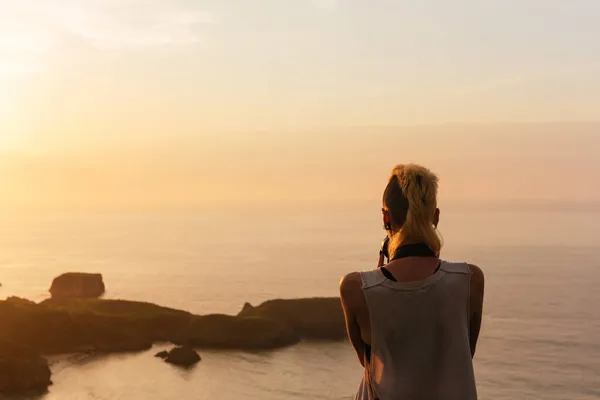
42,342,360,400
1,210,599,399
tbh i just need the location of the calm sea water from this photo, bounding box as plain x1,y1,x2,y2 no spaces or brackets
1,207,599,400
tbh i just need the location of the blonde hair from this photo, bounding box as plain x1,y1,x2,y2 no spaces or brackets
383,164,442,257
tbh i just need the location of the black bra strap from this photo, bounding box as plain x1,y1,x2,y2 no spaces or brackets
380,243,439,282
380,266,397,282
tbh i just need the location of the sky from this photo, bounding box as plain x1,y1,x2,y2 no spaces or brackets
0,1,599,209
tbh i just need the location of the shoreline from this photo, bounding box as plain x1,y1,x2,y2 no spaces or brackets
0,295,345,396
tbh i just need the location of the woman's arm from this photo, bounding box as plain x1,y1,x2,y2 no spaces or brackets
468,264,485,358
340,272,367,367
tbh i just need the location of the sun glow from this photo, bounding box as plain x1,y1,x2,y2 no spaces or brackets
0,127,21,150
0,82,25,149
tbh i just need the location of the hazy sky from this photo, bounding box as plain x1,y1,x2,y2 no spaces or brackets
2,124,599,210
0,1,599,209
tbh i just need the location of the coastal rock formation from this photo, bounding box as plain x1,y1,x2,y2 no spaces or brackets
179,313,300,349
50,272,105,299
241,302,253,313
158,346,201,367
1,298,170,354
1,297,344,354
238,297,346,340
5,296,36,305
0,295,345,395
0,343,51,395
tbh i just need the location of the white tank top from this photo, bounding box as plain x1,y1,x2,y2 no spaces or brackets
355,260,477,400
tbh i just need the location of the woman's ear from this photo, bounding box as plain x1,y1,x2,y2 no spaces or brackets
382,209,392,230
433,208,440,228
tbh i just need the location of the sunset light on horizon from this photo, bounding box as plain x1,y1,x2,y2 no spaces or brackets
1,1,599,210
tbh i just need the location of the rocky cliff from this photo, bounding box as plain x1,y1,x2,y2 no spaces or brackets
0,295,345,395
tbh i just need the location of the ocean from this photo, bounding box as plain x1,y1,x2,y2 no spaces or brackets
0,206,599,400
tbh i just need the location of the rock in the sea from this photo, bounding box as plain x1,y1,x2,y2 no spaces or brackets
50,272,105,299
241,302,254,313
155,351,169,359
5,296,36,306
2,296,343,357
180,314,301,350
162,346,201,367
0,344,52,395
1,298,160,355
238,297,346,340
0,296,345,395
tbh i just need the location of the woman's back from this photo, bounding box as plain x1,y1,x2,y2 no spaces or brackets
356,261,477,400
340,164,484,399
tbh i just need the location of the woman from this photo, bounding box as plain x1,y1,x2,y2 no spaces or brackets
340,164,485,400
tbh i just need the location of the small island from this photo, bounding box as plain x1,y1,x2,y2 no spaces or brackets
0,273,345,395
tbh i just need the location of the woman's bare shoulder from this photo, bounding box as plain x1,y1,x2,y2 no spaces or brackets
339,272,362,296
467,264,485,294
467,264,484,282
